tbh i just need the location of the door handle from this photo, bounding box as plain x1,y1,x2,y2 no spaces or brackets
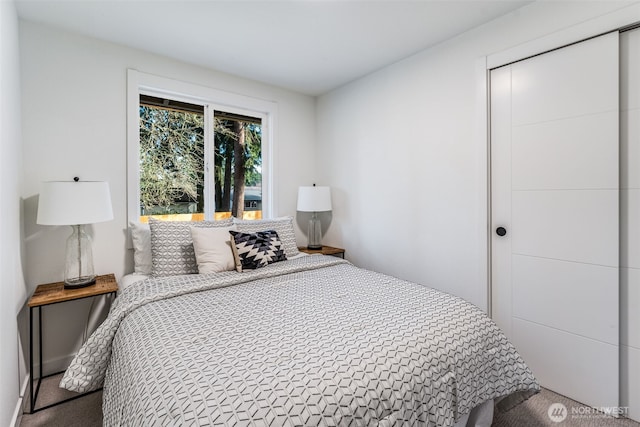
496,227,507,237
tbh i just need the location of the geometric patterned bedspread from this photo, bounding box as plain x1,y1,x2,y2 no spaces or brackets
60,255,539,426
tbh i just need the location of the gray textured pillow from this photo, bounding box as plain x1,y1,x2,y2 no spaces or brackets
233,216,299,258
149,218,234,277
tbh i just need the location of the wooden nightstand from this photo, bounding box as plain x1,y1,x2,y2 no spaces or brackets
27,273,118,413
298,245,345,259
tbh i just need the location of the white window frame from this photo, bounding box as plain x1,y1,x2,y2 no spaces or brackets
127,69,276,223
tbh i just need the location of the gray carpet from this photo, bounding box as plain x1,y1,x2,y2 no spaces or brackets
20,374,640,426
20,373,102,427
492,388,639,427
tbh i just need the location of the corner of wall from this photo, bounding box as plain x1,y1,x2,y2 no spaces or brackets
1,1,27,426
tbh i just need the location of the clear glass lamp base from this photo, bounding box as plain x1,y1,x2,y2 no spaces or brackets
64,224,97,289
307,213,323,250
64,275,97,289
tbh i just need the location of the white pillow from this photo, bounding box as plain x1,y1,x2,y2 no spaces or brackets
190,225,237,273
129,222,152,275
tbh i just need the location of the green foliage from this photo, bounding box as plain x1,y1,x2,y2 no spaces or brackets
214,119,262,186
139,104,262,215
139,106,204,214
243,123,262,186
213,118,262,214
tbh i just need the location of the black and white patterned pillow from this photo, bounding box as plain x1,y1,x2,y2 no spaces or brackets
229,230,287,272
149,218,234,277
233,216,300,258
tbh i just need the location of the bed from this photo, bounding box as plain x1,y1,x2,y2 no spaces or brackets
60,217,538,426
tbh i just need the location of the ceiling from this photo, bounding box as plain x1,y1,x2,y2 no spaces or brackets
15,0,532,95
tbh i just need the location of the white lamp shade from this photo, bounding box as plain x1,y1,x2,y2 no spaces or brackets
297,186,332,212
37,181,114,225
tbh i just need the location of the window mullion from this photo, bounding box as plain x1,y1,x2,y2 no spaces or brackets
204,104,215,220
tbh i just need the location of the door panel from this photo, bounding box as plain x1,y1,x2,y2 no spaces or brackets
621,189,640,269
512,190,618,266
621,345,640,422
490,66,513,338
512,112,618,190
621,267,640,349
621,109,640,189
620,27,640,422
512,318,619,410
621,27,640,111
512,255,618,344
511,34,618,126
491,32,619,410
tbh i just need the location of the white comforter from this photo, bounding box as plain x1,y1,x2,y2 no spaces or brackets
61,256,538,426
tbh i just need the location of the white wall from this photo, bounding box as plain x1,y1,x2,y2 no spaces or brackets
15,0,640,421
317,0,636,309
317,0,639,418
0,1,27,425
19,20,317,373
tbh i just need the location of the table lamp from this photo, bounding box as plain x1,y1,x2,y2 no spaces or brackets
297,185,332,250
37,178,113,288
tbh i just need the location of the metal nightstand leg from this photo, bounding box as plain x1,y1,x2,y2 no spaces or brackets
29,305,43,414
29,307,42,414
29,306,33,414
27,293,114,414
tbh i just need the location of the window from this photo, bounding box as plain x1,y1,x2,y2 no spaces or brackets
139,96,205,220
211,110,263,221
127,70,275,223
138,95,263,221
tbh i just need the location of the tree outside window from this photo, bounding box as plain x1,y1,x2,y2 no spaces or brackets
139,95,262,221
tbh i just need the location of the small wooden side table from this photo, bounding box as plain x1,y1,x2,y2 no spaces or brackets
298,245,345,259
27,273,118,413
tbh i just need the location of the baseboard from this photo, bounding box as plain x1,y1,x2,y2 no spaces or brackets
14,353,74,426
11,374,29,427
34,353,75,377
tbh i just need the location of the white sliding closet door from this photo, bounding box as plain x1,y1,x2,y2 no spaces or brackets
621,27,640,422
491,32,619,410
